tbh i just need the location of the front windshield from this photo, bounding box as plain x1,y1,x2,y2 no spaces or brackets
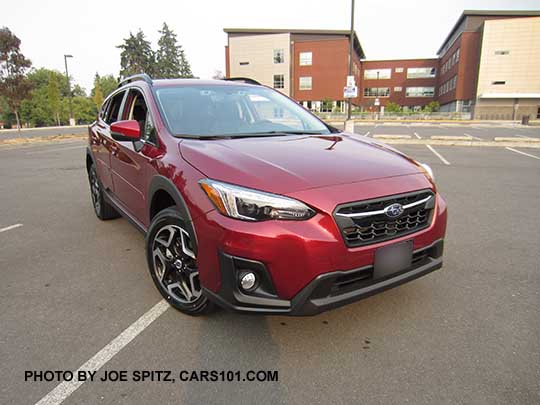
155,84,331,137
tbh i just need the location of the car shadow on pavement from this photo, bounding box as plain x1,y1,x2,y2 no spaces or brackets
182,281,431,404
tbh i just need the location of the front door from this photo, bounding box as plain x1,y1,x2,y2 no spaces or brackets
110,88,159,225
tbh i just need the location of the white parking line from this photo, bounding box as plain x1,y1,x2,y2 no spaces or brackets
35,300,169,405
364,131,370,137
505,147,540,160
413,132,422,139
0,223,23,233
26,145,85,155
426,145,451,165
464,133,482,140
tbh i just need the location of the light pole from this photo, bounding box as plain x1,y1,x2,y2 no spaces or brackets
64,54,74,126
347,0,355,120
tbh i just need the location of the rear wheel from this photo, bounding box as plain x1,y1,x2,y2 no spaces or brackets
88,163,119,220
146,208,213,315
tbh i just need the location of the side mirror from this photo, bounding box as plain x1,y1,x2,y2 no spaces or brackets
110,120,141,142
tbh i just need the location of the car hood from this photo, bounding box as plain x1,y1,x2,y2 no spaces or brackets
179,133,422,195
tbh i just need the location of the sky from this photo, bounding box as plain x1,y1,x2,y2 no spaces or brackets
4,0,540,93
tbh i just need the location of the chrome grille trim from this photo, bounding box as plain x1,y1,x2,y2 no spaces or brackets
335,195,433,218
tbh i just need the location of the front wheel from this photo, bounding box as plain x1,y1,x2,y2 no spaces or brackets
146,208,213,316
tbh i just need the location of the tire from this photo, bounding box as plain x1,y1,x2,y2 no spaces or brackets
88,163,120,220
146,208,214,316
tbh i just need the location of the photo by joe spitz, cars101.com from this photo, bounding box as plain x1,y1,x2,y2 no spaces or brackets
86,74,446,316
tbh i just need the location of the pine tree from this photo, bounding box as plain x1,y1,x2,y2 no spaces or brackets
117,29,155,78
48,71,61,125
155,23,193,79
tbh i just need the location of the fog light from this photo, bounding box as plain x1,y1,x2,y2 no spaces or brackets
240,272,257,291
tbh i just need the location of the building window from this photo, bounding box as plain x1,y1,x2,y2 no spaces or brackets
395,67,404,73
239,61,249,66
320,99,334,113
273,49,284,64
455,48,460,61
394,86,402,92
405,87,435,97
537,107,540,119
299,52,312,66
492,81,506,85
364,69,391,79
273,74,284,89
406,67,436,79
299,76,312,90
363,87,390,97
495,50,510,55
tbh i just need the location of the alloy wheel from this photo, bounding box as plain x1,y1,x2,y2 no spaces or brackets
152,224,201,304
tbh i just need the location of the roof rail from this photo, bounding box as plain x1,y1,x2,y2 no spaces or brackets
118,73,153,88
223,77,261,85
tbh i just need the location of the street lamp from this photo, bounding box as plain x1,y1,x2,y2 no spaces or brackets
347,0,355,120
64,54,75,126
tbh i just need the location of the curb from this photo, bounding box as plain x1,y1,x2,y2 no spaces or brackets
373,135,412,140
0,134,86,147
494,137,540,143
374,139,540,148
0,125,87,133
430,136,472,141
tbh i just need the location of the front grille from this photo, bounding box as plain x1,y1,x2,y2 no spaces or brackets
334,189,435,247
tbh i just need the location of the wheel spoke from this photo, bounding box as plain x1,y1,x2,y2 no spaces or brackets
153,248,168,280
180,228,196,259
188,272,201,299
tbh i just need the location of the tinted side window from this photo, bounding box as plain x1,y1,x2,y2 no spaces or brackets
104,91,125,125
99,99,110,121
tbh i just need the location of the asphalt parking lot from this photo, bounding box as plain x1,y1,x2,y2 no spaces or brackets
1,125,539,404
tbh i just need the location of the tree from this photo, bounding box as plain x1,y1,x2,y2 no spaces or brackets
48,71,61,125
92,74,104,110
0,27,32,132
385,102,402,113
117,29,155,78
423,101,440,113
91,73,117,101
155,23,193,79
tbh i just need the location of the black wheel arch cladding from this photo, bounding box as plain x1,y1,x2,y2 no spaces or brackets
147,175,198,254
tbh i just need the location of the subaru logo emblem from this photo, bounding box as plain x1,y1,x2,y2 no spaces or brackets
384,203,404,218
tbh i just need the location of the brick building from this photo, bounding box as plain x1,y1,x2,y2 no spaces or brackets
224,10,540,119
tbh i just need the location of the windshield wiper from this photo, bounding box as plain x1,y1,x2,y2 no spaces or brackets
174,131,328,140
237,130,327,136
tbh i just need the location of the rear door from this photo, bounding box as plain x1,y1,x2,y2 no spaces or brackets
90,90,127,191
110,87,160,225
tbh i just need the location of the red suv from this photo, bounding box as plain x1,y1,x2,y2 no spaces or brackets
86,74,447,316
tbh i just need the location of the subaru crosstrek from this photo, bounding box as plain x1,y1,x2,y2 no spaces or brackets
86,75,447,316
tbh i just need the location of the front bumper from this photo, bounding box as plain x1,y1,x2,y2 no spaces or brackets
203,239,444,316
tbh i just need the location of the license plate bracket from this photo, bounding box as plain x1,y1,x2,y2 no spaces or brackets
374,240,413,280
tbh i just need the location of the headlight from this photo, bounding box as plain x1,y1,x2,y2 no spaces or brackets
199,179,315,221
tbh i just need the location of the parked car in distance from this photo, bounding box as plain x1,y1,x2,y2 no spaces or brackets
86,74,447,316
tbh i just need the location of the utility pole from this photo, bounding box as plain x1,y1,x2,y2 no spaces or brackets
64,54,74,126
347,0,355,120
